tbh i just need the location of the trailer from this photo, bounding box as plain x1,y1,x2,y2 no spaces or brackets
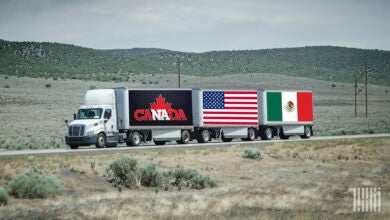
191,89,259,143
258,90,314,140
65,88,314,149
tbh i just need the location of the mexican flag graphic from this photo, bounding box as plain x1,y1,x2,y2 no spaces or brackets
266,91,313,122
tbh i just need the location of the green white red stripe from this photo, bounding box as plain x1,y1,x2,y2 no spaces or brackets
266,91,313,122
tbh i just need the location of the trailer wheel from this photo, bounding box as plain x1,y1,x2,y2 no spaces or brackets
154,140,166,145
261,127,273,140
95,133,106,148
129,132,141,146
279,129,290,140
177,130,191,144
242,128,256,141
221,132,233,142
300,126,311,139
197,130,210,143
69,145,79,149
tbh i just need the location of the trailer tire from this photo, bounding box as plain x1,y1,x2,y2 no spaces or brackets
154,140,166,145
95,133,106,148
129,132,141,146
197,130,210,143
177,130,191,144
261,127,273,140
242,128,256,141
300,126,311,139
69,145,79,149
279,129,290,140
220,132,232,142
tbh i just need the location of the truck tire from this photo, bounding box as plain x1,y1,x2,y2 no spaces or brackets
300,126,311,139
129,132,141,146
221,132,233,142
69,145,79,149
197,130,210,143
242,128,256,141
95,133,106,148
279,129,290,140
177,130,191,144
261,127,273,140
154,140,166,145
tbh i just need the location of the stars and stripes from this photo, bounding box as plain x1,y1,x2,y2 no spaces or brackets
202,90,258,125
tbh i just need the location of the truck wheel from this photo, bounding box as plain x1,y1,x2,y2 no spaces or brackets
242,128,256,141
300,126,311,139
69,145,79,149
177,130,191,144
197,130,210,143
154,140,166,145
261,127,273,140
95,133,106,148
279,129,290,140
221,132,233,142
129,132,141,146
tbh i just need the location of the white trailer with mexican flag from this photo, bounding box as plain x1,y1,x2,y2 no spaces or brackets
258,90,313,140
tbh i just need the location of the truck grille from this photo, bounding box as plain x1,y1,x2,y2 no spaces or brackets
68,125,85,137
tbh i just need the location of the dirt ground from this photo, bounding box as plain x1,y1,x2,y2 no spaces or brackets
0,138,389,219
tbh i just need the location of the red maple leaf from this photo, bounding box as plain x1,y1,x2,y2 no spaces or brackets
150,94,172,110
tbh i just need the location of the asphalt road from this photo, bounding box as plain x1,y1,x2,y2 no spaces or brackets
0,133,389,158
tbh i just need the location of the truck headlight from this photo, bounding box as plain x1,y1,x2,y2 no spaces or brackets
87,130,94,136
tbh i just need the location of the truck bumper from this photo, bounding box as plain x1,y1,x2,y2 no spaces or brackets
65,135,97,146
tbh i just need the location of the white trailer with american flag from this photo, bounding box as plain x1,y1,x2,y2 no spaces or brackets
192,89,260,143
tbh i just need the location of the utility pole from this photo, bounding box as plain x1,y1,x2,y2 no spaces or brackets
365,61,368,118
354,71,357,117
177,57,181,88
354,62,369,118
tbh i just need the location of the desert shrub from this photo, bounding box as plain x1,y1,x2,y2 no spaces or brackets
8,167,64,198
106,158,216,191
106,157,141,190
45,83,51,88
140,163,162,187
3,84,10,88
240,148,264,159
0,187,9,205
167,166,216,189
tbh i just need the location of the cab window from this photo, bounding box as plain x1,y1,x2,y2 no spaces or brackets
104,109,112,120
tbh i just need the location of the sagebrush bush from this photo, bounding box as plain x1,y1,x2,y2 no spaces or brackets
140,163,162,187
106,158,216,191
241,148,264,159
168,166,216,189
0,187,9,205
9,167,64,198
106,157,141,190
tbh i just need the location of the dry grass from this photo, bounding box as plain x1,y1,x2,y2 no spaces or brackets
0,138,389,219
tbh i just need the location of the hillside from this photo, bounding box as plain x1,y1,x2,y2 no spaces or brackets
1,39,389,85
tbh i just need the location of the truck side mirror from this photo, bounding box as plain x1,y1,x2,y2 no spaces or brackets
73,113,77,120
64,120,69,127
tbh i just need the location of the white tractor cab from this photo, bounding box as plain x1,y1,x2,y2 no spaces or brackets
65,89,118,149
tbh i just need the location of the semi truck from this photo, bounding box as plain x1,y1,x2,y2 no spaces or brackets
65,88,313,149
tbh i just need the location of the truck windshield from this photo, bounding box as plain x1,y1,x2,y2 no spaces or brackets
77,108,103,119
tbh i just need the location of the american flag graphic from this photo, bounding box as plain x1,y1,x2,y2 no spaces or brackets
202,90,258,125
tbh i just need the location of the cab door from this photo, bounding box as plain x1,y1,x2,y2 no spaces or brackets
103,108,118,143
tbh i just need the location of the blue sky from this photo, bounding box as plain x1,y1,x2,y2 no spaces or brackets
0,0,389,52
